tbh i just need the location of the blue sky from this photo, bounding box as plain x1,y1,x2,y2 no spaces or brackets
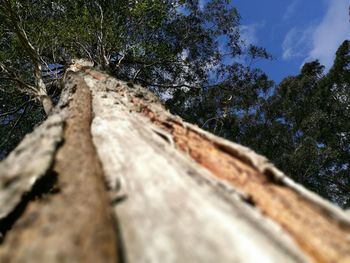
231,0,350,84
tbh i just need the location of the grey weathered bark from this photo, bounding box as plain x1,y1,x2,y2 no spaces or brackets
0,65,349,263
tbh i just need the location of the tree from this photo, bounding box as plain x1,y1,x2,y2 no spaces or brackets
1,2,349,259
255,61,325,185
314,40,350,206
242,42,350,208
0,66,349,262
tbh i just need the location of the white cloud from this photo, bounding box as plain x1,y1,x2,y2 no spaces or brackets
283,0,299,21
305,0,350,69
282,26,314,60
240,23,262,45
282,0,350,70
199,0,206,10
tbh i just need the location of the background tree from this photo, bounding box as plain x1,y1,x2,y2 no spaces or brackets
235,42,350,208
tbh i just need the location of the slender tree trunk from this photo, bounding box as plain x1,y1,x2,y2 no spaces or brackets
1,0,53,115
0,66,349,263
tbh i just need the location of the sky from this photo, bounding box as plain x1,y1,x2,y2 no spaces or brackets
231,0,350,84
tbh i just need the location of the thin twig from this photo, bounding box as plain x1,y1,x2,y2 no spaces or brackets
136,78,198,89
132,68,142,81
75,41,95,63
202,117,223,129
0,98,33,117
116,53,125,68
0,103,30,149
0,76,38,95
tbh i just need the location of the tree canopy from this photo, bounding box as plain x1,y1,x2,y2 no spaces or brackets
0,0,271,157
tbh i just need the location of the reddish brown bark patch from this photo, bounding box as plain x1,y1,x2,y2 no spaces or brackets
84,68,108,81
138,104,350,263
0,73,118,262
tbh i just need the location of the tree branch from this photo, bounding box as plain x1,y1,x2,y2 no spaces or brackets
0,63,38,95
0,103,29,149
136,78,198,89
96,2,109,68
1,0,47,97
74,41,96,64
0,98,33,118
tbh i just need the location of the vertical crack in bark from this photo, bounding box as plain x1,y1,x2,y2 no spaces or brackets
111,215,128,263
82,70,130,263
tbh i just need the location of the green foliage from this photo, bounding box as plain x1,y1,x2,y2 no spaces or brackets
235,41,350,208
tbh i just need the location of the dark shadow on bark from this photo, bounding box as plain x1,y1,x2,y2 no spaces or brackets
0,170,59,243
112,213,128,263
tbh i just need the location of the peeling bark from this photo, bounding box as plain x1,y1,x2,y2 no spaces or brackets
0,66,349,263
86,74,310,263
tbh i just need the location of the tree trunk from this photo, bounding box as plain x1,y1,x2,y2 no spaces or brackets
0,66,349,263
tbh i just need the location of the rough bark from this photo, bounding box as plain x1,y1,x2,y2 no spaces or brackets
0,66,349,263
